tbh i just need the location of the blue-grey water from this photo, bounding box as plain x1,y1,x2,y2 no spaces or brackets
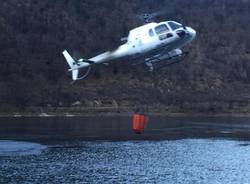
1,139,250,184
1,116,250,183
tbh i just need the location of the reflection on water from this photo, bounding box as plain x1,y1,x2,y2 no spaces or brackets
1,139,250,183
0,141,46,156
1,116,250,141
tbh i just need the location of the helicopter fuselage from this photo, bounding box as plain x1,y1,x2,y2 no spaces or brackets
63,21,196,80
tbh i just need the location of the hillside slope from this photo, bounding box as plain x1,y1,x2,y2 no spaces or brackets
1,0,250,114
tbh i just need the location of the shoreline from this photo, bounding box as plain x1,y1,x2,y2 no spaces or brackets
1,104,250,118
1,111,250,118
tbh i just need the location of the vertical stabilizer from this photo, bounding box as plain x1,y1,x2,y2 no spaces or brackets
62,50,79,81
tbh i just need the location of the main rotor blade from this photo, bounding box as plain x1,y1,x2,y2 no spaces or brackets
137,10,167,23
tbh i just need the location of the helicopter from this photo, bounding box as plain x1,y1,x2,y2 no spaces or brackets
62,15,196,81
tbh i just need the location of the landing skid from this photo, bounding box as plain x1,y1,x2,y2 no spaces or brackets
131,52,188,71
145,52,188,72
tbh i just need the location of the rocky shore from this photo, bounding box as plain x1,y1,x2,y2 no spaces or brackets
1,104,250,118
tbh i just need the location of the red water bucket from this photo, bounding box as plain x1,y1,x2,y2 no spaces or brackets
132,114,148,134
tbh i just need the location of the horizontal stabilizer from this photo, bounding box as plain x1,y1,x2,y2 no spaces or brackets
78,59,95,64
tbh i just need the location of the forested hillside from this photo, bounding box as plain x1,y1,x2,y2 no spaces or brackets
1,0,250,114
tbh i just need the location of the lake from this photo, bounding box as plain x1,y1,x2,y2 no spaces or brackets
1,116,250,183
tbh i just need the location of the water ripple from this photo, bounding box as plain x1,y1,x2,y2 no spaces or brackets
1,139,250,183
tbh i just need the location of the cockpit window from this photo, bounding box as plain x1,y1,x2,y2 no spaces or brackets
155,24,169,40
149,29,154,37
168,22,182,30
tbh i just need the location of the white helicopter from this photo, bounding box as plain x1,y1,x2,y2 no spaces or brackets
62,18,196,81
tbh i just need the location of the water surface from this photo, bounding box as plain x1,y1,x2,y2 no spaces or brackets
1,139,250,184
1,116,250,141
1,116,250,183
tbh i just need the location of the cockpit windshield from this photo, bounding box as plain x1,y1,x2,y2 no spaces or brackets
155,24,169,40
168,21,183,31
